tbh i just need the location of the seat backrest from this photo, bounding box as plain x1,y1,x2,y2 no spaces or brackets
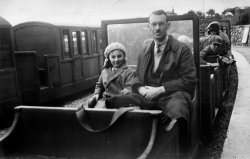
0,106,183,159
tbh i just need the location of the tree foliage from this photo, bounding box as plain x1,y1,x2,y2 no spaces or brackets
206,9,215,17
214,13,221,20
197,11,205,19
187,10,195,15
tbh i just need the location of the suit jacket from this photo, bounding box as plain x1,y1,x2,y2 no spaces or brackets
132,35,197,96
94,63,134,98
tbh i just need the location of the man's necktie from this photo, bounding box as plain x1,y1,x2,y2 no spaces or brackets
156,44,161,53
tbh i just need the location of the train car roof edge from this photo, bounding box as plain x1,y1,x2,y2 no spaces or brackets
0,16,12,27
13,21,100,29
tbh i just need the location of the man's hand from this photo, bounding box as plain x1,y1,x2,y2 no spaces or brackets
144,86,165,101
221,57,231,64
138,86,149,97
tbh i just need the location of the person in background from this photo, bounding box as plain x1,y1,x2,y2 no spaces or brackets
200,21,234,65
106,10,197,131
178,35,193,51
88,42,134,108
200,35,222,66
199,21,221,51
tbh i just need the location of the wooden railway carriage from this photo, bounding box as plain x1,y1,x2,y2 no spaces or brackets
13,22,102,105
0,14,203,159
0,17,21,128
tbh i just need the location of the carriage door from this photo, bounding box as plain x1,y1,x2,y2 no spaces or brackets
81,29,100,83
72,31,83,82
90,29,101,78
61,29,74,85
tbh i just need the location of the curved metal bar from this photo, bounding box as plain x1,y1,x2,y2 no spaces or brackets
137,118,158,159
0,112,19,142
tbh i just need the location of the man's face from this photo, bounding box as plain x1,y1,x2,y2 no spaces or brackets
209,30,217,35
149,14,168,42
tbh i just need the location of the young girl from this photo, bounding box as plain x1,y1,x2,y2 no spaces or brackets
88,42,134,108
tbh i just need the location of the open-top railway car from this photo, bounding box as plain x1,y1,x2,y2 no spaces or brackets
0,17,21,128
199,19,233,135
13,22,103,105
0,14,204,159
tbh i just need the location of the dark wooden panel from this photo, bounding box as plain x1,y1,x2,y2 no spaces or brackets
83,56,100,80
0,50,14,69
14,24,59,68
14,51,40,91
0,28,14,68
99,54,104,74
0,69,21,128
60,61,73,85
0,106,183,159
200,66,215,136
0,69,19,101
14,51,41,104
74,57,83,81
45,55,61,87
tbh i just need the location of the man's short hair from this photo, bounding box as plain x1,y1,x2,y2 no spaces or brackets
149,10,168,22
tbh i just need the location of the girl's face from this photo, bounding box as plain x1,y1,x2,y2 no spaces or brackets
109,49,125,68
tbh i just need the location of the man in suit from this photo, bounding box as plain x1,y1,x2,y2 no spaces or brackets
107,10,197,128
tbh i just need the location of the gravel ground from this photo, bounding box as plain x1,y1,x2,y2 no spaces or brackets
45,88,94,108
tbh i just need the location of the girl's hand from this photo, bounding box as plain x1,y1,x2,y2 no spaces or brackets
88,94,99,108
121,88,130,95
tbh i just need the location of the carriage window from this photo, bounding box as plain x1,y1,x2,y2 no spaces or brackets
98,30,102,54
91,30,98,54
81,31,88,55
72,31,80,55
62,30,71,58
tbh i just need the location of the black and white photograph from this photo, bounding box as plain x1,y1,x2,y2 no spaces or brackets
0,0,250,158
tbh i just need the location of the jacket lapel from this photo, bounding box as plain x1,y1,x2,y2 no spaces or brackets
160,36,174,84
140,41,154,81
106,64,128,87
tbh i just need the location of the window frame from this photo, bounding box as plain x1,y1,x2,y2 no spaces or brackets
80,30,89,55
62,29,72,59
90,30,98,54
71,31,81,56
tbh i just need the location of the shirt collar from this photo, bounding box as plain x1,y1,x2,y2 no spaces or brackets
154,35,168,46
111,68,117,73
154,35,168,53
